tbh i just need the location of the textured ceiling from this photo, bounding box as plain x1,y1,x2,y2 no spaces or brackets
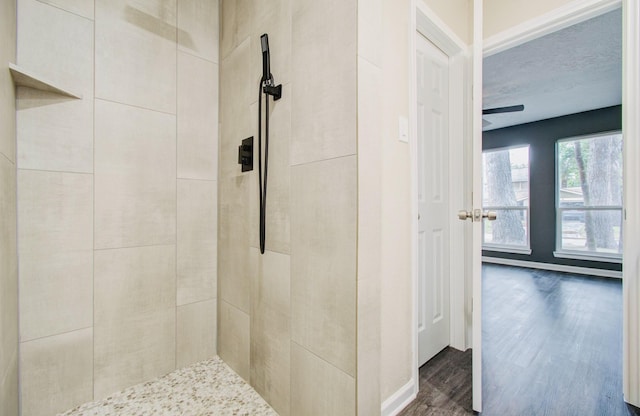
483,8,622,131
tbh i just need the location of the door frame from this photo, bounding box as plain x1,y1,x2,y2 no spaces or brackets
482,0,640,407
409,0,471,401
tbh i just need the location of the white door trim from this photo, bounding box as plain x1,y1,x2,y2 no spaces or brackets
409,0,471,408
482,0,640,407
622,0,640,407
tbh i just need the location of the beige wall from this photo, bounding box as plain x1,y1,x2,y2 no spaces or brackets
218,0,357,415
484,0,576,38
16,0,219,414
423,0,473,44
0,0,18,415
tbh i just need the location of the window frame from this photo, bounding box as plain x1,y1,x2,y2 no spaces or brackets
554,131,623,263
482,144,532,254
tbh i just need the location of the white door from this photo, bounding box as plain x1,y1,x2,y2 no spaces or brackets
416,33,451,367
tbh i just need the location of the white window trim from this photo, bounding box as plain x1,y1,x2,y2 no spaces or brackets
555,132,623,260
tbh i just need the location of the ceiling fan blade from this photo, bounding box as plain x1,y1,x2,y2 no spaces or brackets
482,104,524,115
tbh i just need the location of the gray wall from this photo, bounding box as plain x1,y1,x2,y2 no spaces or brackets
218,1,357,414
15,1,219,414
482,105,622,271
0,0,18,414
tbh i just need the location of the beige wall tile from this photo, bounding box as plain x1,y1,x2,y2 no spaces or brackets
177,0,218,62
95,99,176,249
291,156,357,377
16,0,93,173
220,0,253,60
20,328,93,416
18,170,93,341
177,179,217,305
0,0,16,163
248,86,290,254
290,0,357,166
94,245,176,399
0,157,17,379
17,89,93,173
357,278,381,415
291,342,355,416
177,52,218,180
250,249,291,416
37,0,94,20
218,175,250,313
357,0,382,66
177,299,217,368
17,0,93,95
219,38,253,180
0,351,18,416
95,0,177,114
250,0,291,86
218,300,250,381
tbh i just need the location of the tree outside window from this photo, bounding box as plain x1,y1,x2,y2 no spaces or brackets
556,132,623,259
482,146,530,252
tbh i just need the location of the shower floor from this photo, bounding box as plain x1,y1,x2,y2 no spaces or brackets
59,357,278,416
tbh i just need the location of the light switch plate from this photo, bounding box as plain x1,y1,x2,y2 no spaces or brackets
399,116,409,143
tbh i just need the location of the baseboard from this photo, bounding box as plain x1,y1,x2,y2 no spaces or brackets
482,256,622,279
381,379,417,416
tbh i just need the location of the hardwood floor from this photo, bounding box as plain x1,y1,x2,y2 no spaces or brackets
399,264,640,416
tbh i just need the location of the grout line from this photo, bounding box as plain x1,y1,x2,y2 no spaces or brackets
94,243,176,252
178,47,219,66
92,3,96,401
290,340,356,380
174,1,179,372
94,97,177,117
16,167,93,176
20,326,94,344
0,151,15,165
34,0,94,22
289,152,357,168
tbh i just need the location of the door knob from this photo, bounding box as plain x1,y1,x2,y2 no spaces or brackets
483,211,497,221
458,210,472,221
458,210,497,221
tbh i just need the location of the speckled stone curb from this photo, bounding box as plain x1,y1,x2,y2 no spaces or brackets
58,357,279,416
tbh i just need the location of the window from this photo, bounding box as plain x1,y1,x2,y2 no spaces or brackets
555,132,623,262
482,145,530,253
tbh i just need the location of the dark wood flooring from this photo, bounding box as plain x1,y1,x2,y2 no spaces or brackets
399,264,640,416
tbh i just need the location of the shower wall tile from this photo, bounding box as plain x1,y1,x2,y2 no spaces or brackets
0,0,16,163
250,249,291,416
0,351,18,416
94,245,176,399
18,170,93,341
248,86,291,254
357,0,382,66
218,175,250,313
250,0,291,87
220,0,253,60
177,51,218,181
177,178,217,305
219,38,253,180
0,157,17,377
16,0,93,173
218,300,250,381
357,278,381,416
20,328,93,416
290,0,357,166
95,0,177,114
177,299,217,368
95,99,176,249
177,0,219,62
291,342,356,416
291,156,357,377
37,0,94,20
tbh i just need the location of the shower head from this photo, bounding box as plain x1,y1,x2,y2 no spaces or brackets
261,34,270,83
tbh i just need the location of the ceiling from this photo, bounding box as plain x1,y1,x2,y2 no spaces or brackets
482,8,622,131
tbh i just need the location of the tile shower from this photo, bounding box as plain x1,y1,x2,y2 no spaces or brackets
0,0,387,414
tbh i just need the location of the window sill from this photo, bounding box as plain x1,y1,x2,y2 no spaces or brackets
553,251,622,264
482,246,532,255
